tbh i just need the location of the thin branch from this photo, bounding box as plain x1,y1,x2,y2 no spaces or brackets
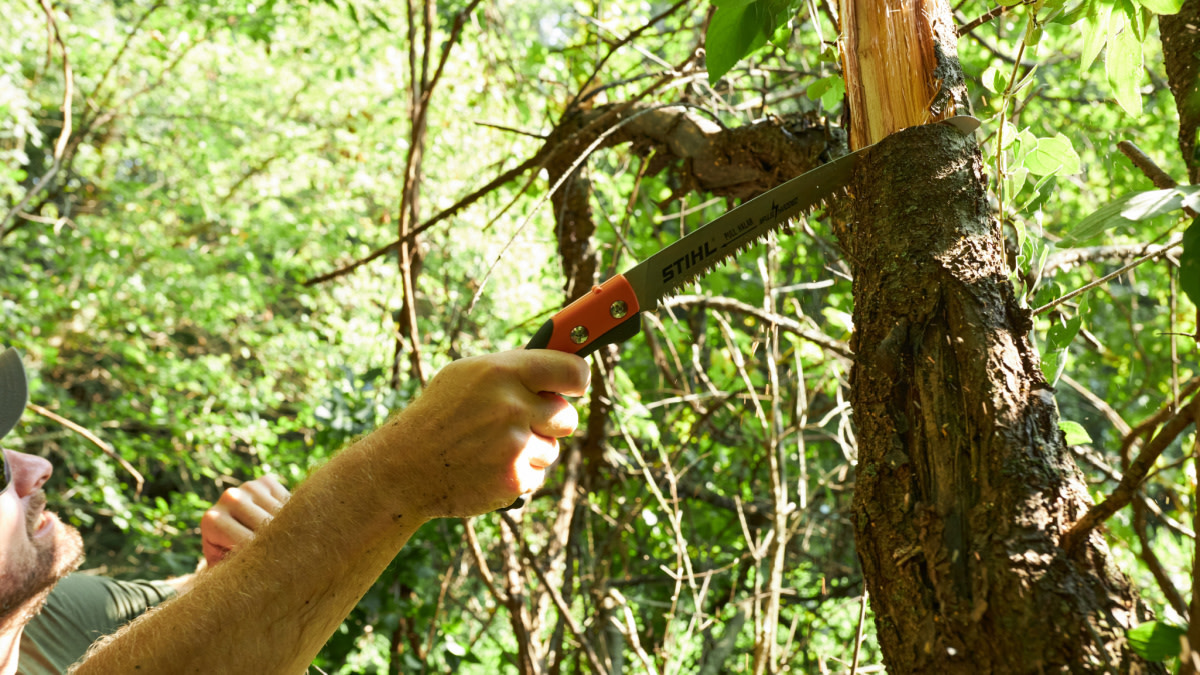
662,295,853,359
302,153,544,286
1133,493,1190,619
1063,395,1200,553
849,591,869,675
26,403,145,497
1033,235,1183,316
956,2,1029,38
562,0,692,116
513,523,609,675
2,0,73,236
84,0,166,120
1118,140,1181,190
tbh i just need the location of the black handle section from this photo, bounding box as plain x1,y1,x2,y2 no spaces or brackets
525,318,556,350
499,494,528,511
523,314,642,356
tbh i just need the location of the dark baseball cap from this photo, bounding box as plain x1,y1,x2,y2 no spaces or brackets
0,347,28,443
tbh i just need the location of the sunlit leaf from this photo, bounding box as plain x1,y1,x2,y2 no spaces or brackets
1080,0,1113,73
1127,621,1186,662
1106,7,1144,117
1058,420,1093,445
1136,0,1185,13
1023,134,1081,176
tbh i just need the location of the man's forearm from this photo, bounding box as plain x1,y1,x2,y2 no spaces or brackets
70,351,589,674
72,424,428,675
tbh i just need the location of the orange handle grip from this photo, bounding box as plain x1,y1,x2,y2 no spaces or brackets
525,274,642,356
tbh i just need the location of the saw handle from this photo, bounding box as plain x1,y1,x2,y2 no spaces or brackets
523,274,642,357
499,275,643,512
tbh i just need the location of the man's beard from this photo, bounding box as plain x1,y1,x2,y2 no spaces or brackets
0,491,85,629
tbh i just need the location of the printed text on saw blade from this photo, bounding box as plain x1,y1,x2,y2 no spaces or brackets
658,193,800,285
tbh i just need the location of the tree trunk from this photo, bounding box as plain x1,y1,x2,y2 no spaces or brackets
1160,0,1200,184
834,1,1162,671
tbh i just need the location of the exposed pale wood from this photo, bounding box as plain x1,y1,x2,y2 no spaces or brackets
837,0,961,148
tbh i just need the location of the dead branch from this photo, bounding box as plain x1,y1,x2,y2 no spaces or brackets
27,402,145,496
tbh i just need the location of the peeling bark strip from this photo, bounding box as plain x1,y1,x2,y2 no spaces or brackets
1160,0,1200,184
839,121,1159,674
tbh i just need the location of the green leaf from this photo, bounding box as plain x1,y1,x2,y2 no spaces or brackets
1120,188,1190,220
1137,0,1185,13
1063,187,1200,243
1062,194,1137,243
1023,174,1058,213
1050,1,1091,23
1058,420,1093,445
1123,0,1151,42
982,66,1004,93
705,0,793,81
1046,310,1083,351
1182,217,1200,309
818,75,844,109
1023,134,1082,176
1127,621,1187,662
1080,0,1113,73
1041,348,1068,385
1106,7,1145,117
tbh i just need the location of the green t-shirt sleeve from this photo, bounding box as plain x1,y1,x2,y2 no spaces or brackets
18,573,177,675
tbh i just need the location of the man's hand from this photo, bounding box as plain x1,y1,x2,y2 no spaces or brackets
392,350,590,519
201,474,290,567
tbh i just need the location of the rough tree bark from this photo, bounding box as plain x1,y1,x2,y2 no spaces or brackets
1161,0,1200,184
834,1,1161,672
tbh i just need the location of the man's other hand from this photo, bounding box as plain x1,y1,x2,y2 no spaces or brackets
201,474,291,567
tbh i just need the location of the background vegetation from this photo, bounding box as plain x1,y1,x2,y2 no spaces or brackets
0,0,1196,671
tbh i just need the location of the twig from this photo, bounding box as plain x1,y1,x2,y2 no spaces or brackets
1133,493,1190,619
662,295,852,359
302,153,543,286
516,529,609,675
84,0,166,119
466,104,689,314
1118,140,1198,219
1062,395,1200,553
1033,236,1182,316
849,591,869,674
607,588,660,674
26,403,145,497
562,0,692,116
1041,237,1184,277
472,120,548,139
956,2,1029,38
1118,141,1180,191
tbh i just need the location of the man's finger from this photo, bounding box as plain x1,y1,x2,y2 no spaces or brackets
220,487,276,530
257,474,291,504
515,350,590,397
516,434,560,493
202,509,254,548
530,391,578,439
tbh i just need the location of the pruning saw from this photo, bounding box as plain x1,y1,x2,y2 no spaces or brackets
502,116,979,511
525,115,981,356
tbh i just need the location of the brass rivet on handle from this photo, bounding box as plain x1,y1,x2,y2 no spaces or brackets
610,300,628,319
570,326,589,344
